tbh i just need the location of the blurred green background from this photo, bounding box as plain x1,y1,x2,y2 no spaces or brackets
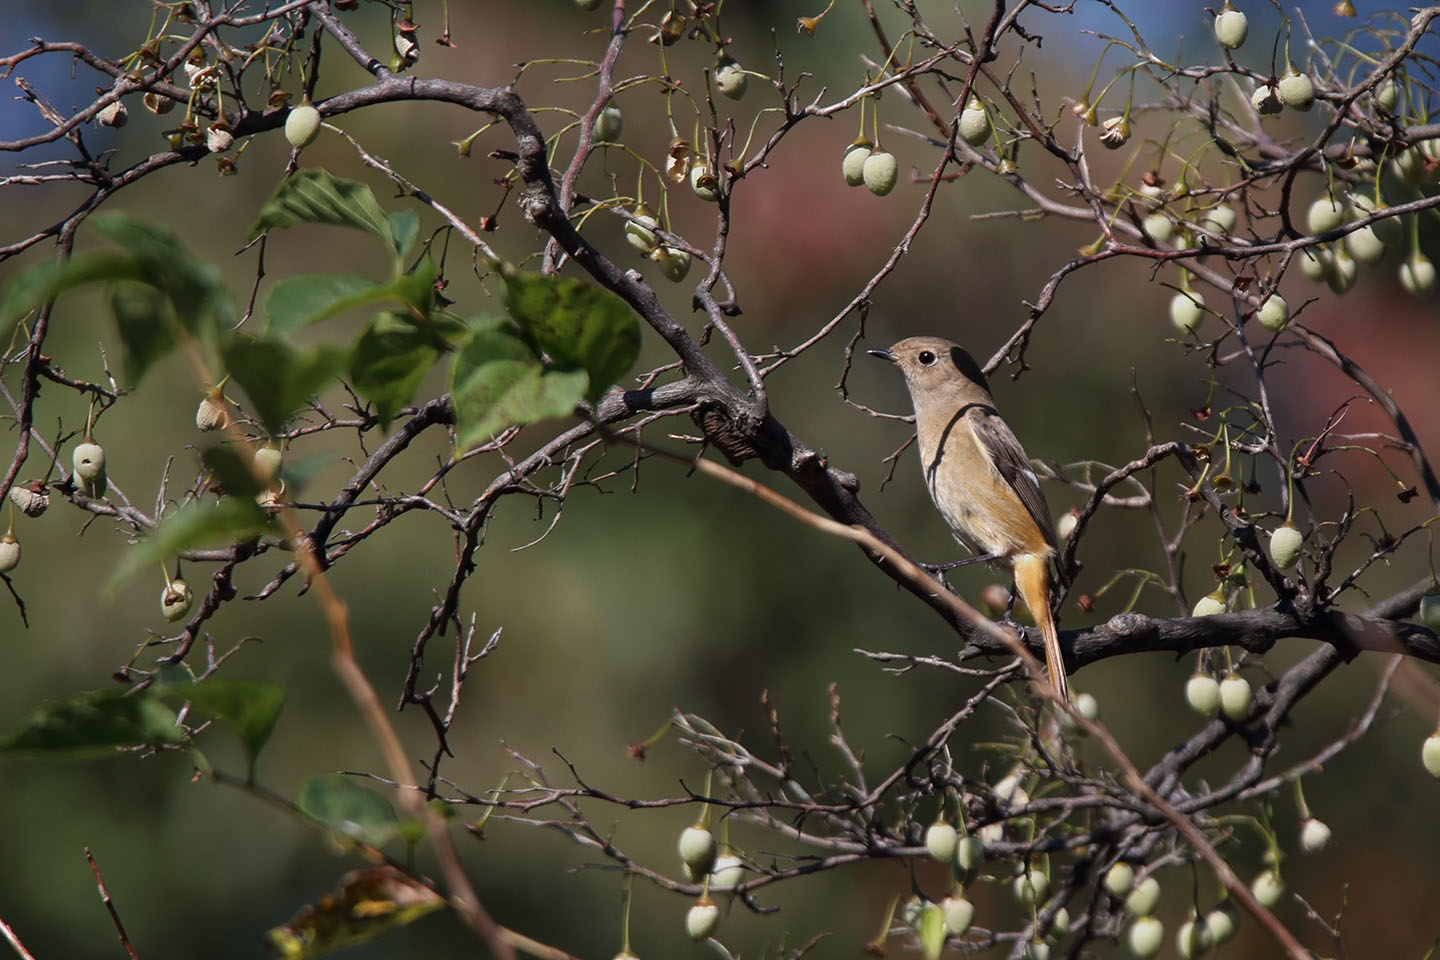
2,1,1439,957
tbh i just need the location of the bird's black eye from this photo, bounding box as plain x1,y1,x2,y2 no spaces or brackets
918,350,936,365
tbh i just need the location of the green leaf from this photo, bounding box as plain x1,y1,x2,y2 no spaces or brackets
110,282,179,384
200,442,264,498
159,679,285,778
107,498,276,595
388,210,421,262
223,337,346,436
918,901,946,960
264,260,436,340
450,318,588,452
348,311,443,428
264,274,386,337
499,269,640,402
297,774,399,848
0,689,185,757
246,168,395,259
263,866,445,959
0,215,233,380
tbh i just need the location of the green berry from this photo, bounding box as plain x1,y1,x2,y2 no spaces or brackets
285,103,322,148
1185,674,1221,717
593,104,623,143
1422,731,1440,777
1250,869,1284,908
0,533,19,574
842,141,871,187
678,824,717,880
1269,522,1304,569
1256,293,1289,333
1277,71,1315,111
924,821,958,863
1219,672,1252,721
685,899,719,940
715,56,748,100
959,97,991,147
1127,916,1164,959
862,150,898,196
1104,862,1135,897
1125,876,1162,916
653,245,692,283
1192,590,1225,617
941,894,974,936
162,577,193,622
1308,196,1344,234
73,441,107,498
1214,4,1248,49
1170,291,1205,334
624,204,660,254
1401,253,1436,297
1299,817,1331,853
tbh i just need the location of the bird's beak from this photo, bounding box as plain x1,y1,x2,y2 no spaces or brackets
867,348,895,362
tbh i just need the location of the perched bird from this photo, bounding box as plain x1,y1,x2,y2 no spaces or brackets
871,336,1069,703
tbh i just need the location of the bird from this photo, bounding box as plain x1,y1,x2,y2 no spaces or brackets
870,336,1069,703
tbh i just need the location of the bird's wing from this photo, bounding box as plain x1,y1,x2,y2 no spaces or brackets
969,406,1058,554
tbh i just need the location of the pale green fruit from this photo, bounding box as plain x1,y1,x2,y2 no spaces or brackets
1200,204,1236,235
1251,869,1284,908
1299,817,1332,853
254,444,283,484
1422,732,1440,777
1346,225,1386,265
1074,690,1100,721
1125,876,1162,916
1327,247,1358,293
0,533,19,573
1256,293,1289,333
8,483,48,518
1214,6,1248,49
955,835,982,871
941,894,974,936
689,160,719,201
1392,146,1427,187
576,0,604,9
1013,869,1048,906
685,899,719,940
654,245,692,283
1185,674,1221,716
285,103,322,148
1219,672,1252,721
1269,522,1304,569
1022,940,1050,960
678,825,717,879
1206,901,1239,944
1099,115,1131,149
162,578,193,622
1420,593,1440,631
1401,253,1436,297
709,853,744,890
1307,196,1345,234
1176,917,1213,959
842,142,870,187
715,57,748,100
73,441,107,498
959,97,991,146
593,104,623,142
1277,71,1315,111
1127,916,1165,958
925,822,958,863
1251,84,1282,116
1104,862,1135,897
1192,591,1225,617
624,205,660,254
862,150,898,196
1142,212,1173,244
994,771,1028,808
1375,78,1399,113
1170,291,1205,334
1299,247,1332,282
1051,907,1071,935
1350,192,1401,243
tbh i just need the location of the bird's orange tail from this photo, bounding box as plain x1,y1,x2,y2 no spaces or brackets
1013,553,1068,705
